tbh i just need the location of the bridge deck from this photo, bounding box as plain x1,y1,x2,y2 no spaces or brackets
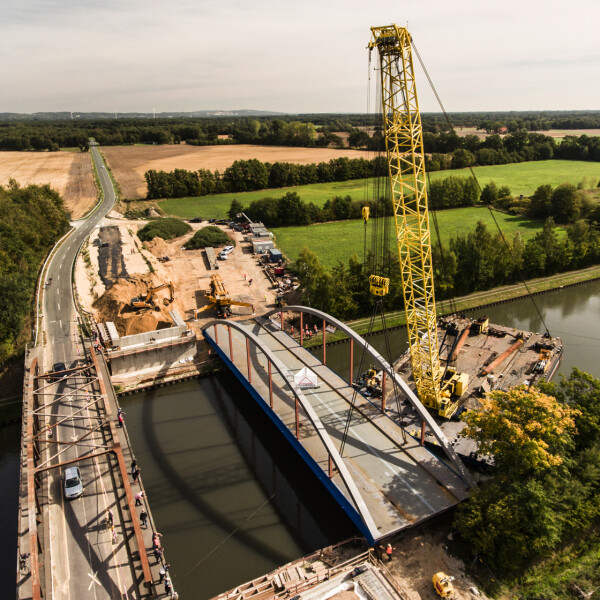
205,317,469,542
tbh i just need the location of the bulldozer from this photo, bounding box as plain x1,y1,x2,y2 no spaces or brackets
130,281,175,310
194,274,254,319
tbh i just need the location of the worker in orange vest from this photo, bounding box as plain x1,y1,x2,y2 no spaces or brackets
385,543,395,561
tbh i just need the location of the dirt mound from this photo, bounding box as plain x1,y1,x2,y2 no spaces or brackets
92,274,174,337
144,237,170,257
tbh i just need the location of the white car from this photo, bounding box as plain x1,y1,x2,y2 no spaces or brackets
64,466,83,500
219,245,234,260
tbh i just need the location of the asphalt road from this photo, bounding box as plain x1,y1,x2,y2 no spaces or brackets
41,146,139,599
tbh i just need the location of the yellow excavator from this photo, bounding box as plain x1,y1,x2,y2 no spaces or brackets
368,25,468,418
130,281,175,309
194,274,254,319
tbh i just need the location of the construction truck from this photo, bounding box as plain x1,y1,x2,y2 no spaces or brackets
368,25,468,419
194,274,254,319
130,282,174,309
432,572,455,598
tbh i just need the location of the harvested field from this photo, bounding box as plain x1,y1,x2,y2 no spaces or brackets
0,150,97,218
455,126,600,139
101,144,370,200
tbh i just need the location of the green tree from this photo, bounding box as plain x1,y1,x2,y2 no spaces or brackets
480,181,498,205
293,247,332,312
550,183,582,224
455,386,579,574
528,184,553,219
227,199,244,220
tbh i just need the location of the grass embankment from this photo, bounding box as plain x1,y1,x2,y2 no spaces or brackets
158,160,600,219
273,207,545,269
502,525,600,599
301,265,600,347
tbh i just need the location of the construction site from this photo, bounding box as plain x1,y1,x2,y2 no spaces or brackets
75,214,298,389
19,21,579,600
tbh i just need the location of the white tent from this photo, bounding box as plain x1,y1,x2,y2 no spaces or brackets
294,367,319,389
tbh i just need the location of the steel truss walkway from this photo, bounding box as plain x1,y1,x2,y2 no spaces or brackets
202,306,473,544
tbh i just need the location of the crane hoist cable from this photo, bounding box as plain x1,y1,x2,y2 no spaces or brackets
410,39,552,338
340,43,410,456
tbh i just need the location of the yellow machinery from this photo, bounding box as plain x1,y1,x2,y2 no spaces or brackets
368,25,465,418
131,281,174,309
194,274,254,319
432,572,455,598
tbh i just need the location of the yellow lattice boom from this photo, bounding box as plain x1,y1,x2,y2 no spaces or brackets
369,24,442,408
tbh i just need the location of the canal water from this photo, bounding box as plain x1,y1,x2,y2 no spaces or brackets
4,280,600,598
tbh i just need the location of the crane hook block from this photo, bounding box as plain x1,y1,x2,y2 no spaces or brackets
369,274,389,297
362,206,370,223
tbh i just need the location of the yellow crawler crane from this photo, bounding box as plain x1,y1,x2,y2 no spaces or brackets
194,274,254,319
369,25,461,418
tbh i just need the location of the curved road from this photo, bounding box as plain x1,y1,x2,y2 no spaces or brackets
41,145,140,599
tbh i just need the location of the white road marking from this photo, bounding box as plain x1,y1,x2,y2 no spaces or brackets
87,571,100,590
312,391,436,512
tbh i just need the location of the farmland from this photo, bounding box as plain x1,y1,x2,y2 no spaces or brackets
272,207,545,270
158,160,600,220
0,151,97,218
102,143,369,199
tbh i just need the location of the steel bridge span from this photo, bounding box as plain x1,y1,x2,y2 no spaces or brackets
202,306,474,545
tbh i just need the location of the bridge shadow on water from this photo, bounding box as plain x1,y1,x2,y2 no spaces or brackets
124,373,357,598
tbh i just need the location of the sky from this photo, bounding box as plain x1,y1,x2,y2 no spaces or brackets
1,0,599,114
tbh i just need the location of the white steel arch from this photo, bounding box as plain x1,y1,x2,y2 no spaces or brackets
201,319,381,541
260,306,475,487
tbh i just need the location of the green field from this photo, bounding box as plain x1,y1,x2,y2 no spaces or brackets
272,207,545,269
159,160,599,219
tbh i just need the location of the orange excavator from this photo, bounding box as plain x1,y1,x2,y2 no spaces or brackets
194,274,254,319
130,281,175,309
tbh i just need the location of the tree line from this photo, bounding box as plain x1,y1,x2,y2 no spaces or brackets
424,130,600,169
0,182,70,363
1,111,598,152
292,214,600,321
145,157,388,199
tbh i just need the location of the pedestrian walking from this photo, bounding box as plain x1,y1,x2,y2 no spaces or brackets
158,564,166,583
135,490,145,506
243,273,247,280
154,547,163,562
164,576,172,595
385,543,395,561
248,278,253,286
132,466,140,483
264,293,268,302
140,510,148,528
111,526,118,545
118,412,124,427
46,424,53,438
130,459,137,475
290,326,294,335
152,532,163,549
314,324,318,333
106,508,114,528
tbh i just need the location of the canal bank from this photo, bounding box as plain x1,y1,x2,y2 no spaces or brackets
301,265,600,348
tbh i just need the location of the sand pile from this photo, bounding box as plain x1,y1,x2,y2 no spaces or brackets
93,274,174,336
144,237,170,257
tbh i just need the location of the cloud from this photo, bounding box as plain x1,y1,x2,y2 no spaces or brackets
1,0,598,112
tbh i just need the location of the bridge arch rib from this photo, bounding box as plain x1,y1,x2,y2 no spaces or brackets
260,306,475,487
201,319,381,543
